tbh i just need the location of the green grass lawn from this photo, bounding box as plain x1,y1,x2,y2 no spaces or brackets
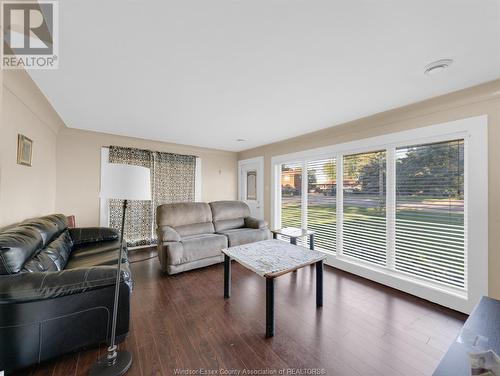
281,199,465,288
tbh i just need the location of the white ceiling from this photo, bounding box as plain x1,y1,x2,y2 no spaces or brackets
30,0,500,152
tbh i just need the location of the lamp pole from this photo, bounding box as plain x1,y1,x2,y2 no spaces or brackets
92,163,151,376
90,199,132,376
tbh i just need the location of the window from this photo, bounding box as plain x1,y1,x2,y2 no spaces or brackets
271,116,488,313
343,151,386,265
246,170,257,200
281,162,303,230
395,140,465,288
307,158,336,253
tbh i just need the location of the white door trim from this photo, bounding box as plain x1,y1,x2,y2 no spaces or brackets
238,156,265,219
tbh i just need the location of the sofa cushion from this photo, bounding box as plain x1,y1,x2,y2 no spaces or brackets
157,202,213,227
156,202,214,237
0,226,43,275
167,234,227,266
22,230,73,272
40,214,68,233
21,219,59,247
66,239,125,269
217,228,271,247
176,222,215,238
209,201,250,221
211,218,244,232
69,227,119,245
209,201,251,232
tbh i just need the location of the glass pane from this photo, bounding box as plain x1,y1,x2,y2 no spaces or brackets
343,151,386,265
246,170,257,200
395,140,465,288
281,163,302,229
307,158,336,253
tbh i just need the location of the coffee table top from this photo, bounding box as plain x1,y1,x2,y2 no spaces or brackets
271,227,314,238
222,239,326,278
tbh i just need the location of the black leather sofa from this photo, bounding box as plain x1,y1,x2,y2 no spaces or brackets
0,214,132,372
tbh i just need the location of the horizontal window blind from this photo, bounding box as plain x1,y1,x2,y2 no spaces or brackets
343,151,386,265
276,136,470,293
395,140,465,288
307,158,336,253
281,163,303,231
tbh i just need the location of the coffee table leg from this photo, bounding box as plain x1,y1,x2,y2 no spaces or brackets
273,232,277,239
224,255,231,299
309,234,314,250
316,260,323,307
289,237,298,273
266,278,275,337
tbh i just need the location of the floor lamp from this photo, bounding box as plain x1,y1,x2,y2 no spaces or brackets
90,163,151,376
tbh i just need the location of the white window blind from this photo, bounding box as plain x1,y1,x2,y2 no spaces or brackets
307,158,336,253
281,162,303,229
342,151,387,265
272,116,488,313
395,140,465,288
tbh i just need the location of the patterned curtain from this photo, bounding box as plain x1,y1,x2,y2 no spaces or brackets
152,152,196,241
108,146,196,247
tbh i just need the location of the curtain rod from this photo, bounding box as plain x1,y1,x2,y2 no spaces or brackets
102,145,199,159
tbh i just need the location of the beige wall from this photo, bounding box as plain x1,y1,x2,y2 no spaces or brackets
56,128,237,227
0,69,65,226
0,67,238,228
238,79,500,300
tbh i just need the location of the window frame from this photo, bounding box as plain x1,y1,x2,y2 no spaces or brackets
271,115,488,313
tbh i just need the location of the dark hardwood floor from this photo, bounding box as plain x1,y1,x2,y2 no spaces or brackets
15,247,467,376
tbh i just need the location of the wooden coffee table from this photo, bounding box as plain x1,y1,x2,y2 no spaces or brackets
222,239,326,337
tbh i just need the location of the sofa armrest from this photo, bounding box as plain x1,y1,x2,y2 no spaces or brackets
157,225,181,242
0,266,131,303
157,241,184,273
69,227,119,245
244,217,268,229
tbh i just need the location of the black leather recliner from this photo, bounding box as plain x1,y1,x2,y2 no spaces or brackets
0,214,132,372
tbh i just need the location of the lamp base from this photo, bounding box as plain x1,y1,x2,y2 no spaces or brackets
89,350,132,376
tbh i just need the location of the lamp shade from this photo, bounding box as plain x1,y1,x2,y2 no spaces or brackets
100,164,151,200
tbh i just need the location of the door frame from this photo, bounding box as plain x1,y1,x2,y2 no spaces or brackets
238,156,265,219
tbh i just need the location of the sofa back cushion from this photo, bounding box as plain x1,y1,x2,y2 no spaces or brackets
0,214,69,275
209,201,250,232
0,226,43,274
156,202,215,238
174,223,215,238
21,214,67,247
22,230,73,272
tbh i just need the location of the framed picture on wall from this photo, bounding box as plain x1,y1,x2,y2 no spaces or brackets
17,134,33,166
